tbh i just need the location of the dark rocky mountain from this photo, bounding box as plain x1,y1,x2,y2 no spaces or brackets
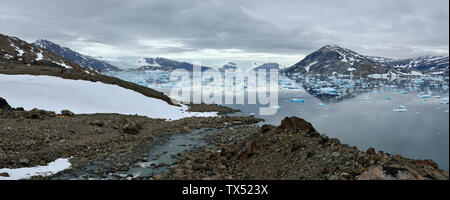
368,55,449,76
33,39,120,72
218,62,238,72
283,45,391,77
131,57,211,72
0,33,89,72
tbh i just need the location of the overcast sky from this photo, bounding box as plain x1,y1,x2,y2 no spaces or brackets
0,0,448,67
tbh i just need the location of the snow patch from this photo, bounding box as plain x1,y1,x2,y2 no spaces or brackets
0,75,217,120
304,61,317,73
52,61,72,69
0,158,71,180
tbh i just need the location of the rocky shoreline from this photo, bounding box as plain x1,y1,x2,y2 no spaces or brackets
161,117,449,180
1,97,448,180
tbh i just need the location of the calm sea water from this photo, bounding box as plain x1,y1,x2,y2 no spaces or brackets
226,89,449,170
105,71,449,170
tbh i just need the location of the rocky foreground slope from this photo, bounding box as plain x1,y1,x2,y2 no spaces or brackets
0,97,257,179
163,117,448,180
1,97,448,180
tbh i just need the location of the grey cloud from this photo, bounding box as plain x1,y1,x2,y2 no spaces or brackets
0,0,448,61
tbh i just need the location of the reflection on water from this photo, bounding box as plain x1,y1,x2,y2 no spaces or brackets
105,70,449,170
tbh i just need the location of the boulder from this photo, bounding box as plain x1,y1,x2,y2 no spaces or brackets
90,120,107,127
61,109,75,117
357,165,425,180
366,147,376,155
122,121,140,134
260,124,273,134
237,139,260,161
0,172,9,177
0,97,11,110
415,159,439,169
26,108,56,119
281,116,316,135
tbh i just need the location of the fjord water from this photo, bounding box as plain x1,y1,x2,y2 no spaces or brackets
105,71,449,170
227,88,449,170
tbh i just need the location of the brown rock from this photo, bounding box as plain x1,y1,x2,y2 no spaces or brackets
237,139,260,161
122,121,140,134
153,174,163,180
0,172,9,177
281,116,316,134
0,97,11,110
415,159,439,169
357,166,385,180
260,124,273,134
61,109,75,117
366,147,376,155
91,120,106,127
358,165,424,180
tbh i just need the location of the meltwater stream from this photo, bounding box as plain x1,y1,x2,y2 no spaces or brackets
127,128,217,178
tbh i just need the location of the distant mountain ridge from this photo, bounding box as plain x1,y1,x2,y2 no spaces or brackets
218,62,238,72
283,45,391,77
0,33,89,72
251,62,281,72
129,57,212,72
33,39,120,72
367,55,449,76
283,45,449,77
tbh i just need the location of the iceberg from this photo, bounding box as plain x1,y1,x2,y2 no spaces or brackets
319,87,338,95
362,96,373,100
393,105,407,112
290,98,307,103
420,95,432,98
317,103,325,107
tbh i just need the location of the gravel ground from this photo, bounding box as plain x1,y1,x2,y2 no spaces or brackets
162,117,449,180
0,99,261,179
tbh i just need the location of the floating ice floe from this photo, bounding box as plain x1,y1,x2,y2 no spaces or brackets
362,96,373,100
319,87,339,95
393,105,407,112
290,98,307,103
420,95,432,98
386,97,393,100
317,103,325,107
0,158,71,180
272,105,281,109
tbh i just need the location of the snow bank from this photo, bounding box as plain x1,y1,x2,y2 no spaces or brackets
0,158,71,180
0,74,216,120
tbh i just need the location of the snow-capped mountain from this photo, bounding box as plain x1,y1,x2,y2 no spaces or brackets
283,45,391,77
368,55,449,76
130,57,212,72
33,39,120,72
0,33,87,72
250,62,281,72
